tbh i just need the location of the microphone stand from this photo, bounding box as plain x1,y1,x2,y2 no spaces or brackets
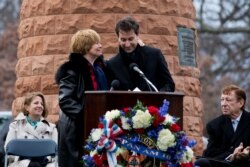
143,76,158,92
138,73,158,92
129,63,158,92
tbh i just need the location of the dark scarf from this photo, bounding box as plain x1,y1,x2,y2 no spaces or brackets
119,45,146,89
93,62,109,90
119,44,142,67
55,53,109,90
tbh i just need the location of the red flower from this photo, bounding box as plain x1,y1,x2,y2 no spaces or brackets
93,153,109,167
116,154,122,162
160,162,168,167
170,123,181,132
101,153,107,162
115,118,122,127
180,162,194,167
123,107,130,114
135,128,145,134
148,106,165,127
122,130,129,135
148,106,159,115
98,123,104,129
152,113,165,127
93,154,103,166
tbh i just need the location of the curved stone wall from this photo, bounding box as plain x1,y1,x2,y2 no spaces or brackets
14,0,203,155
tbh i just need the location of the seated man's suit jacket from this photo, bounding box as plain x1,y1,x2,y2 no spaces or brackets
204,110,250,167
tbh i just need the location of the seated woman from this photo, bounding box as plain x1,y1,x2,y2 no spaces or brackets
4,92,58,167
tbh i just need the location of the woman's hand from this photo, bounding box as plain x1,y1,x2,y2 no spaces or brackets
138,38,145,47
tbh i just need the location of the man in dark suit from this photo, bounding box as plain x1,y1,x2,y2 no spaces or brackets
106,16,175,92
195,85,250,167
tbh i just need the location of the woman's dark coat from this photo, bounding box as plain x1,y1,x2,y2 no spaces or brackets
55,53,108,167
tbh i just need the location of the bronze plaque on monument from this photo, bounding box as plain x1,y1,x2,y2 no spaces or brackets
177,27,196,67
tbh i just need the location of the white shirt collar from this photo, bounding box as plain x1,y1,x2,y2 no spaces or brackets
232,111,243,123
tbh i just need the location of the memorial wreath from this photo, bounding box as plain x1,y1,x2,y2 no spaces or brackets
83,99,196,167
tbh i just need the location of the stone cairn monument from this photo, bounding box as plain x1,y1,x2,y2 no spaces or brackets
14,0,203,155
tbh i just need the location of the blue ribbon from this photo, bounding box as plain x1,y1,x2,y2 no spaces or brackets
120,138,171,161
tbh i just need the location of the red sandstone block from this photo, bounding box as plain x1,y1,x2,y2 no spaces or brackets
159,0,178,15
17,39,26,59
15,76,41,97
183,76,201,97
83,15,116,33
132,1,160,14
146,15,174,35
183,116,203,137
183,96,203,117
55,14,84,34
100,1,130,13
172,75,185,92
178,0,196,19
46,114,59,124
45,0,70,15
43,35,70,55
34,16,55,36
71,0,130,14
27,37,44,57
44,95,60,115
101,34,118,54
17,37,44,58
16,57,32,77
193,97,203,117
18,18,35,38
41,75,58,95
19,0,31,20
32,55,54,75
183,96,194,116
165,56,175,74
30,0,45,17
11,97,24,115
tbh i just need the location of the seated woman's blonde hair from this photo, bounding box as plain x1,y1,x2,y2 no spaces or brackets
70,29,101,55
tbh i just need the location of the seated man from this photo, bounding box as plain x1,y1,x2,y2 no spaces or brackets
195,85,250,167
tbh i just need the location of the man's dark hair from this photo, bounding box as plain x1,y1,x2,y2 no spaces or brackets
115,16,140,36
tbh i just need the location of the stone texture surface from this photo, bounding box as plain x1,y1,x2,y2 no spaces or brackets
15,0,204,155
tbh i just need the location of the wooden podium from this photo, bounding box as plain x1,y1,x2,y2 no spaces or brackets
83,91,184,140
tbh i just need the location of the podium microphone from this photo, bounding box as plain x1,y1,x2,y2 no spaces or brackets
129,63,145,77
129,63,158,92
110,79,120,91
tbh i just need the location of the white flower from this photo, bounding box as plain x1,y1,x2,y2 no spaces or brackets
116,147,126,156
90,150,97,156
91,128,103,142
180,146,194,163
121,116,131,130
132,110,152,129
157,129,176,151
105,109,120,120
162,114,174,125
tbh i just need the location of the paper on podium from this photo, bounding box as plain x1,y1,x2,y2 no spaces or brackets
133,87,141,92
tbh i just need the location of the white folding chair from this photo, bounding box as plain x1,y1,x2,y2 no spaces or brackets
4,139,57,167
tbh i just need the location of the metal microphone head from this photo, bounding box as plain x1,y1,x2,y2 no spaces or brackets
110,80,120,91
129,63,144,76
129,63,138,71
